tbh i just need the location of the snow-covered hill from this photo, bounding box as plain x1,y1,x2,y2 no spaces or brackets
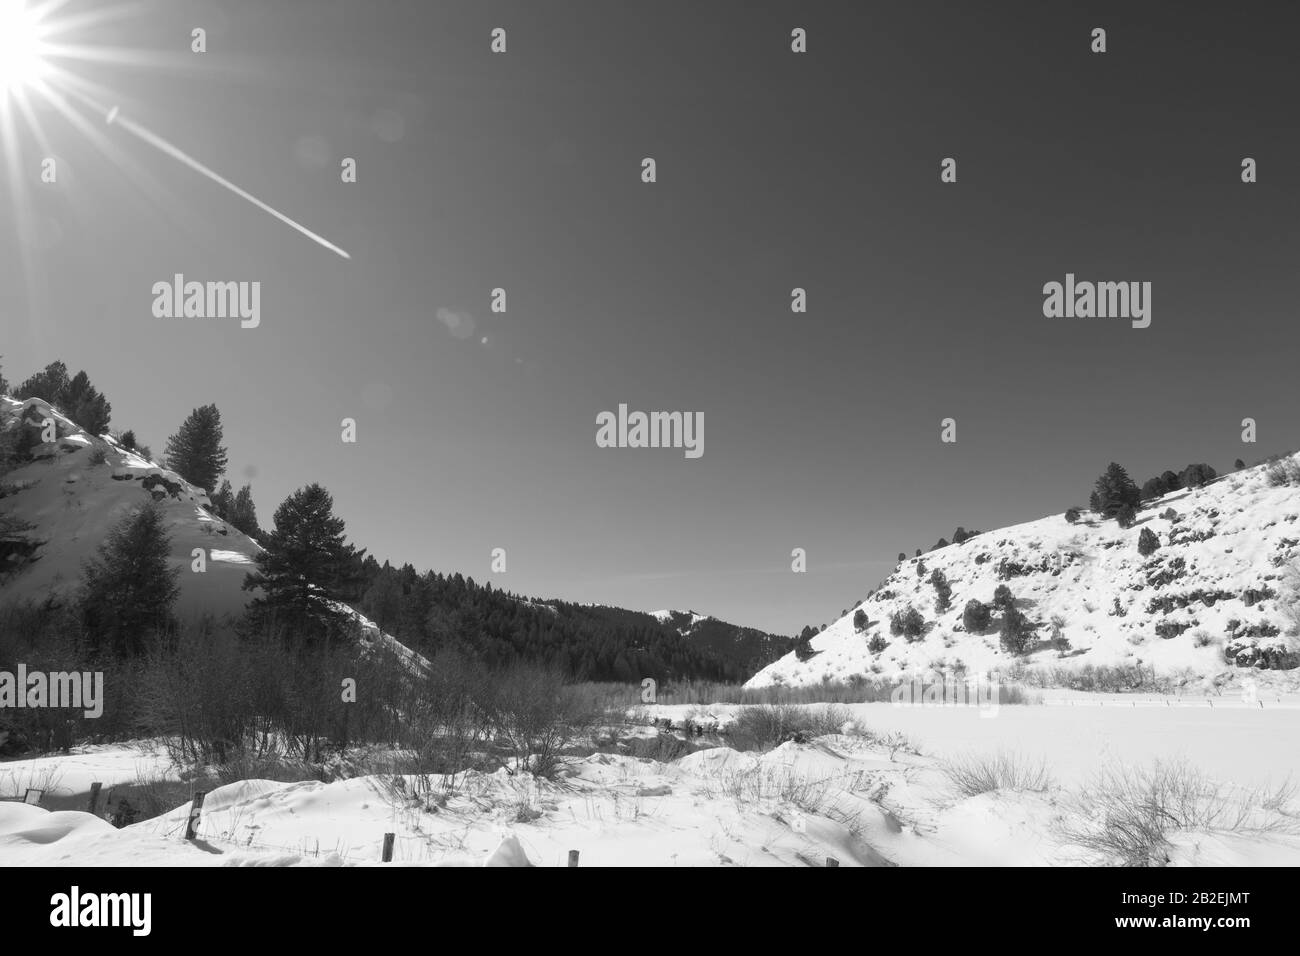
0,395,427,668
748,457,1300,689
0,395,259,622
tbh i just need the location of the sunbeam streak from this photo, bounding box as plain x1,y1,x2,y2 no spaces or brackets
1,0,351,261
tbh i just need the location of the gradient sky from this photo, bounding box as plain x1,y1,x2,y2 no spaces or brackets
3,0,1298,635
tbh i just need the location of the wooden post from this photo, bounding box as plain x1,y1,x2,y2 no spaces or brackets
382,832,395,862
568,849,580,867
826,857,840,867
23,788,42,806
87,782,103,816
184,792,206,840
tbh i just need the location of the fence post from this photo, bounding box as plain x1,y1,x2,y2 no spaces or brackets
382,832,395,862
23,788,43,806
568,850,580,867
184,792,206,840
87,782,103,816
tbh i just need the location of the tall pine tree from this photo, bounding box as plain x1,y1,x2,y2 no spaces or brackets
164,404,228,492
79,503,181,656
228,483,261,538
243,483,364,641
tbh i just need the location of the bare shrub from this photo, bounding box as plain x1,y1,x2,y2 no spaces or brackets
481,662,599,778
1060,760,1299,866
1265,457,1300,487
942,751,1054,797
726,704,852,752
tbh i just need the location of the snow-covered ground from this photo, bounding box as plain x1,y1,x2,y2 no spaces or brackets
750,456,1300,688
5,695,1298,867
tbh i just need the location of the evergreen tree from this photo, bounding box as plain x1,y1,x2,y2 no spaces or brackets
992,584,1014,611
243,483,365,641
228,484,261,538
929,568,952,612
1064,507,1081,524
962,599,991,632
119,430,137,451
1092,462,1141,520
852,608,868,632
1178,463,1217,489
15,360,69,404
999,605,1034,654
1137,526,1160,556
79,503,181,656
1140,476,1169,501
1116,503,1138,529
0,355,8,395
62,370,111,435
210,479,235,519
164,404,228,492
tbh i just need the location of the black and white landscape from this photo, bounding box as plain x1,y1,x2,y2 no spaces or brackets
2,1,1300,873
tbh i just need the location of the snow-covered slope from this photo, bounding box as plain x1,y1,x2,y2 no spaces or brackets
749,457,1300,689
0,396,259,623
652,608,707,633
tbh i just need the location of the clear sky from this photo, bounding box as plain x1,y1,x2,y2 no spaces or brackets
3,0,1298,635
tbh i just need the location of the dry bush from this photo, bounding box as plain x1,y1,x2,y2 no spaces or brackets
941,750,1054,797
482,662,599,778
1060,759,1299,866
725,704,852,752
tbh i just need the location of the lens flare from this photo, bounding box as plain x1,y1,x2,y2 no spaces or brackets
0,0,51,95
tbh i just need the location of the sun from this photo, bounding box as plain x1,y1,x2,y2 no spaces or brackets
0,0,51,95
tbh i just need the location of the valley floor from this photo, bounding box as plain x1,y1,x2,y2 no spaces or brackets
4,692,1300,867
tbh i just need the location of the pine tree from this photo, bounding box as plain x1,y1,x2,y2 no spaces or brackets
243,483,365,641
15,361,69,404
79,503,181,656
119,430,137,450
228,484,261,538
1092,462,1141,520
0,356,8,395
62,370,111,435
164,404,228,492
853,608,868,632
210,479,235,519
1137,526,1160,556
